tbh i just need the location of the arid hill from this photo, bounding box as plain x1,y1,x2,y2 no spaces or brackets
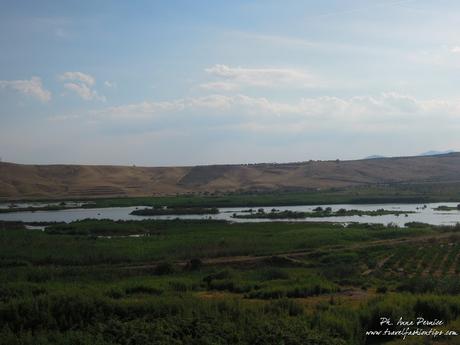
1,153,460,199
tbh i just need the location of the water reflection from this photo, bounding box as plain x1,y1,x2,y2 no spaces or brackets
0,202,459,226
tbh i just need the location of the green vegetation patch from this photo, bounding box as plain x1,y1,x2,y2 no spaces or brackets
433,204,460,211
0,220,432,265
232,207,413,219
3,217,460,344
130,206,219,216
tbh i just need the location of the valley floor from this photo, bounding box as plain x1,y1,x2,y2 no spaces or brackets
2,218,460,344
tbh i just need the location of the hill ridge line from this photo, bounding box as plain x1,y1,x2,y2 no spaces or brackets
1,152,460,199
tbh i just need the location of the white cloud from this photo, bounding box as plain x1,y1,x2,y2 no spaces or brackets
79,92,460,134
60,71,95,86
63,82,105,101
90,94,296,120
91,101,181,119
451,46,460,53
0,76,51,102
59,71,105,101
199,81,238,91
46,91,460,165
201,64,318,90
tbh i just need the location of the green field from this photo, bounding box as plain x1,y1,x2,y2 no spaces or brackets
78,182,460,209
2,218,460,344
4,181,460,209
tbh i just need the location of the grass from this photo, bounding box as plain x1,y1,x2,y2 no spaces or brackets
0,220,433,265
0,205,71,213
85,187,454,208
5,181,453,209
2,217,460,344
232,208,413,219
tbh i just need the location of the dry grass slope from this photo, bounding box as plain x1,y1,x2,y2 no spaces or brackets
1,153,460,199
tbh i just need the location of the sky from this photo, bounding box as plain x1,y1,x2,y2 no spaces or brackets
1,0,460,166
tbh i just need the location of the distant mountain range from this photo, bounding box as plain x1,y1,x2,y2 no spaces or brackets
419,150,455,156
366,150,455,159
365,155,386,159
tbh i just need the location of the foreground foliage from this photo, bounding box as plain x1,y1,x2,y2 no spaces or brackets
1,219,460,344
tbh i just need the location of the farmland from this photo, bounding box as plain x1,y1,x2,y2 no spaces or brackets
2,219,460,344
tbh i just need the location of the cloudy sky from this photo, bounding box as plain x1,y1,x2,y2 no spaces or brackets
1,0,460,166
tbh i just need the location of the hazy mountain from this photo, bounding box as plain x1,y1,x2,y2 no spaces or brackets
365,151,456,159
365,155,386,159
419,150,455,157
2,153,460,199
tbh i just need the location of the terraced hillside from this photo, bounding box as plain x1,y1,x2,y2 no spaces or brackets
1,152,460,199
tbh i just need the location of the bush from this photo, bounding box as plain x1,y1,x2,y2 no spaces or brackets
154,262,175,275
124,285,163,296
263,298,304,316
376,286,387,294
203,269,233,286
184,258,203,271
261,268,290,280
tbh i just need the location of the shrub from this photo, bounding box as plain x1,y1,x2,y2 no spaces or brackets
376,286,387,294
261,268,290,280
154,262,175,275
125,285,163,296
184,258,203,271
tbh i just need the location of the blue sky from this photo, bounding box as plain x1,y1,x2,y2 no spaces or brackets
1,0,460,165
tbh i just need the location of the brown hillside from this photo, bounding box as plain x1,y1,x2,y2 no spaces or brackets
1,153,460,199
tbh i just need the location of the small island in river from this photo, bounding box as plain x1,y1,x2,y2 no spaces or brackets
232,207,414,219
433,204,460,211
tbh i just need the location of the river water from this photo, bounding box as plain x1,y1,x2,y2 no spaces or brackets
0,202,459,226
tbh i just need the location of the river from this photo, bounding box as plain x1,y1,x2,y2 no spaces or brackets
0,202,460,226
